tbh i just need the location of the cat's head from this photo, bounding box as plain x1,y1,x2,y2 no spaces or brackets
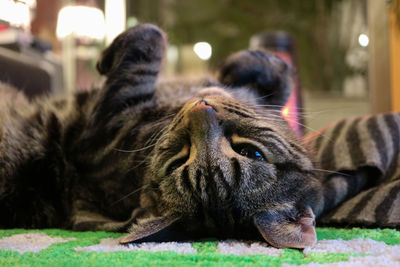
135,85,321,248
99,24,322,248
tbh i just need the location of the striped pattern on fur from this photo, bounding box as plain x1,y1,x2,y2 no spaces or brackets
305,112,400,227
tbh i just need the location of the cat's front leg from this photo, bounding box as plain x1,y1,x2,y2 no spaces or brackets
75,24,167,154
91,24,166,128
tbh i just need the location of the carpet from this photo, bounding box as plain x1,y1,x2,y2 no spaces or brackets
1,228,399,266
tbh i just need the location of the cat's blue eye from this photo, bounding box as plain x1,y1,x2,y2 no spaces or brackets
254,151,264,161
236,145,265,161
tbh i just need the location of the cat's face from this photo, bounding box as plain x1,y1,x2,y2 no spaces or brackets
100,24,322,248
126,87,321,248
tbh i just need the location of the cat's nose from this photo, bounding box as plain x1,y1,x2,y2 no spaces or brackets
190,100,214,113
187,100,219,133
188,100,216,121
187,100,222,159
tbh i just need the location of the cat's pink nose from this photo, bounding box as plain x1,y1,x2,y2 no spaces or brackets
186,100,218,133
190,100,213,113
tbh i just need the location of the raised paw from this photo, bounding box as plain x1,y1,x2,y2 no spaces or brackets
218,49,292,107
97,24,167,77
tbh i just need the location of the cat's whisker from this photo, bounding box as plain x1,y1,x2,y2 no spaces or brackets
267,113,326,134
113,143,156,153
249,105,349,120
110,184,150,206
138,115,176,146
128,156,152,170
143,124,168,147
262,113,334,143
113,117,171,153
251,93,274,102
150,113,177,124
265,109,325,119
311,168,352,177
249,103,304,110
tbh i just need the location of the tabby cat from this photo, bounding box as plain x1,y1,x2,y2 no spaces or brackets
0,24,351,249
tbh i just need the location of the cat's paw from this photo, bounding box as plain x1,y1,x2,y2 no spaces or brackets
218,49,292,108
97,24,167,76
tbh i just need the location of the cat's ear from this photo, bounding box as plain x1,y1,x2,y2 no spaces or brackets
96,23,167,77
218,49,292,108
119,214,180,244
253,206,316,249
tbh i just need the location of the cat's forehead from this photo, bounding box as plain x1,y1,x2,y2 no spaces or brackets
192,86,260,111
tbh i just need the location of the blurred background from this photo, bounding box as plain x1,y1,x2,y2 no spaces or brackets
0,0,399,133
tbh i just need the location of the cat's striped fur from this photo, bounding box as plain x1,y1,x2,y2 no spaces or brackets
305,113,400,227
1,24,396,249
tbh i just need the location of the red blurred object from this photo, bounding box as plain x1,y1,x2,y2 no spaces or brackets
0,25,9,31
250,31,304,136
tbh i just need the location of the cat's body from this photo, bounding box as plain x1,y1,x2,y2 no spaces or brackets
0,24,366,249
0,75,205,228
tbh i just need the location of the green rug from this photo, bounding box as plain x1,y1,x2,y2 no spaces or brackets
0,228,399,266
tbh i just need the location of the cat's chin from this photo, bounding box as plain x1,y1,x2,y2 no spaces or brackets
195,86,232,98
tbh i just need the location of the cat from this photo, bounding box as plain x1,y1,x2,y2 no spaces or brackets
0,24,338,249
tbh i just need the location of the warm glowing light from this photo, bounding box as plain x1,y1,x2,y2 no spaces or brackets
358,34,369,47
282,106,289,118
193,42,212,60
56,5,105,40
19,0,36,7
105,0,126,44
0,0,35,29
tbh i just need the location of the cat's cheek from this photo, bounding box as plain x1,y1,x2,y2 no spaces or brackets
303,178,325,217
139,189,160,215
